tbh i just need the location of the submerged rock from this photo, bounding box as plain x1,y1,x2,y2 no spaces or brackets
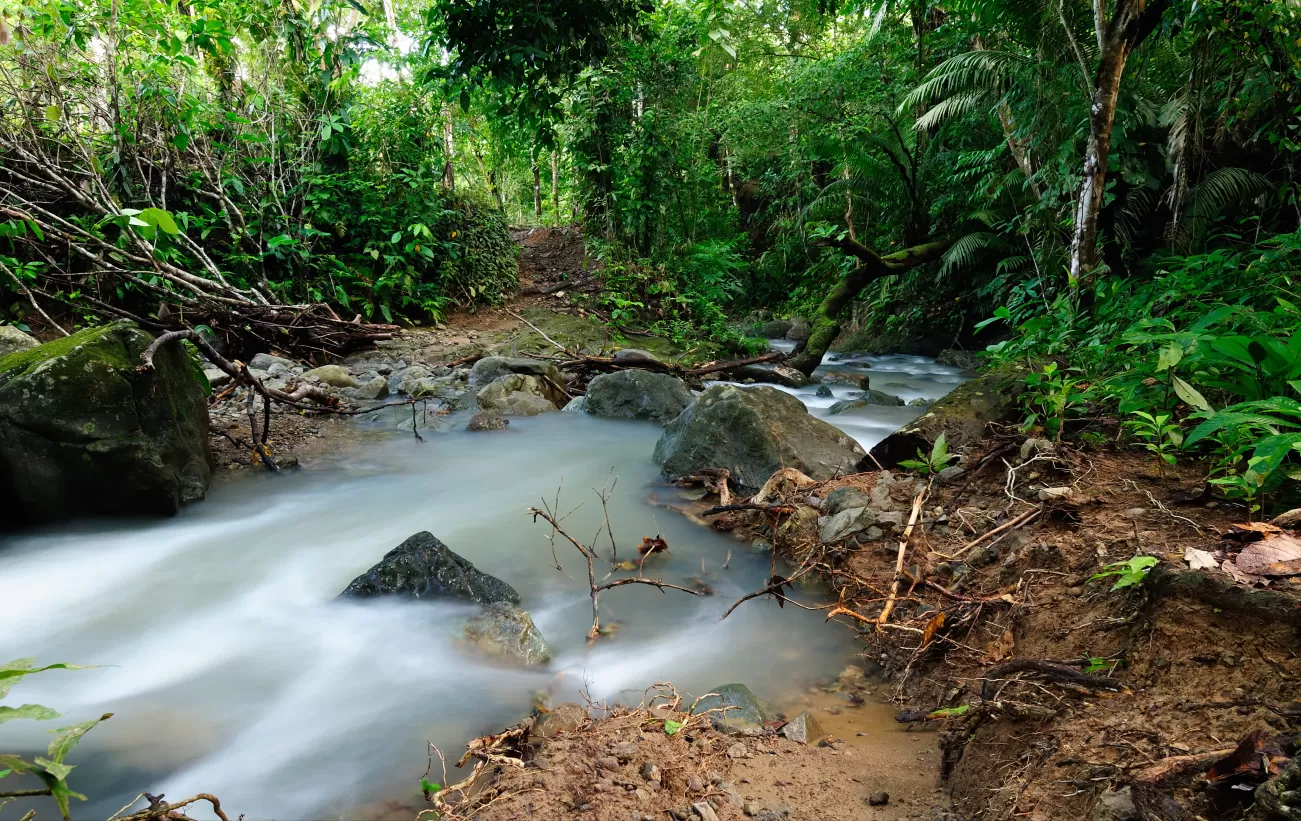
340,531,520,604
690,683,775,734
467,411,509,431
462,602,551,666
653,385,865,490
583,370,692,425
0,325,38,358
827,390,904,413
0,321,212,529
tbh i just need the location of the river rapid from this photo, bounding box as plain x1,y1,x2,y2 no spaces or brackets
0,350,968,820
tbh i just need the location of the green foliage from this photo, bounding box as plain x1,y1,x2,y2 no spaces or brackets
1020,364,1088,443
663,718,684,735
0,659,104,821
1091,556,1160,592
900,432,957,476
1124,412,1184,472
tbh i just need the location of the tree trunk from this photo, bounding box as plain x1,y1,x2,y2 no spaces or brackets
789,236,956,375
551,150,560,226
441,108,455,192
1068,0,1171,303
532,161,542,221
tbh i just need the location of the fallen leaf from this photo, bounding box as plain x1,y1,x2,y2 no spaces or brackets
985,628,1015,662
1185,548,1219,571
1225,522,1283,542
1235,533,1301,577
1271,508,1301,529
1207,730,1286,783
1221,559,1270,587
921,611,946,648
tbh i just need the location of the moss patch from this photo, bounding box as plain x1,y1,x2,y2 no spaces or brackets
0,322,134,379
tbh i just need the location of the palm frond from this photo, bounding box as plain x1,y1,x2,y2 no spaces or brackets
938,231,1002,279
915,91,990,132
1186,167,1274,219
901,50,1031,116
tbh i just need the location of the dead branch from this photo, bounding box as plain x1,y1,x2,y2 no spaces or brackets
720,556,822,620
113,792,231,821
701,503,797,516
529,489,699,642
876,486,928,628
937,505,1042,560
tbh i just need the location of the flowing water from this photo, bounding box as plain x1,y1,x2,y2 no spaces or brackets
0,349,969,821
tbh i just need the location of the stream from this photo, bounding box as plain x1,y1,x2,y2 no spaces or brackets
0,349,968,820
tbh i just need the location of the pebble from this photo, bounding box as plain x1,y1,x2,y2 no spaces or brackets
727,742,750,759
867,791,890,806
687,774,706,792
640,762,662,783
611,741,640,762
599,755,621,771
692,802,720,821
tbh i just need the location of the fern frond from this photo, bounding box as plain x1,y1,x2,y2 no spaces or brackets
938,231,1002,278
901,50,1030,115
1186,167,1274,219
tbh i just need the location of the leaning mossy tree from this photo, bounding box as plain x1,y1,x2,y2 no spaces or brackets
787,235,956,376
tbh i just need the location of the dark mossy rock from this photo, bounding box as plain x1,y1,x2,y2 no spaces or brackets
827,390,904,413
583,370,693,426
340,531,520,604
0,321,213,530
733,364,810,388
755,319,793,338
653,385,865,490
461,602,552,666
690,683,776,734
785,316,812,342
870,363,1030,467
832,327,944,356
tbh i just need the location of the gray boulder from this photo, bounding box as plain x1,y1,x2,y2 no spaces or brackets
755,319,792,339
828,390,904,413
584,370,692,425
690,683,775,734
476,375,560,416
936,349,982,371
470,356,563,392
653,385,866,490
0,325,38,358
612,348,661,365
562,396,588,413
248,352,299,372
779,711,825,744
0,321,212,529
467,412,509,431
339,531,520,605
304,364,360,388
393,365,431,395
462,602,551,666
353,376,389,400
785,317,811,342
824,486,871,515
815,385,833,398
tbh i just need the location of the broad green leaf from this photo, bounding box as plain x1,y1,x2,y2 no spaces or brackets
35,755,73,781
139,207,179,236
663,718,683,735
0,704,62,724
1156,343,1182,372
1171,376,1210,412
0,660,88,700
45,104,60,120
45,713,111,768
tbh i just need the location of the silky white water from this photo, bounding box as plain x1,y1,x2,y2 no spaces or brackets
0,352,968,821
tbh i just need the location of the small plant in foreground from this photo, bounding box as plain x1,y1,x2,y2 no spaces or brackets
1123,411,1184,474
1020,363,1089,442
1090,556,1159,591
899,432,958,476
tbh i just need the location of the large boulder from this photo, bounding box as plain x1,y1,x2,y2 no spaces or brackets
0,325,38,358
785,317,812,342
870,363,1030,467
461,602,552,666
304,364,360,388
470,356,563,391
476,375,560,416
583,370,692,425
755,319,792,339
339,531,520,605
733,364,810,389
828,390,904,412
0,321,213,529
653,385,866,490
690,683,776,734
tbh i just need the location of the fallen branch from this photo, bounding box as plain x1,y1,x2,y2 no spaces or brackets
701,503,797,516
937,505,1042,560
113,792,231,821
979,659,1128,700
876,486,928,629
720,557,821,620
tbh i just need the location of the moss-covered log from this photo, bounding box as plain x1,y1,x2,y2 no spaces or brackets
788,236,955,375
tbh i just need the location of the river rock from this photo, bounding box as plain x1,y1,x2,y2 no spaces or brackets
476,374,560,416
393,365,431,395
613,348,661,365
871,363,1030,468
461,602,551,666
583,370,692,425
820,506,877,543
248,352,299,372
467,412,509,431
756,319,792,339
779,711,825,745
304,364,360,388
203,367,231,389
690,683,775,734
339,531,520,604
0,321,212,529
535,702,589,739
654,385,865,490
824,486,871,515
936,349,981,371
733,364,809,388
470,356,563,392
0,325,38,358
562,396,588,412
353,376,388,400
828,390,904,412
815,385,833,398
820,370,870,389
785,317,811,342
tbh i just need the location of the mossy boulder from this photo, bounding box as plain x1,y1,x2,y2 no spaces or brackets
583,370,693,426
870,363,1030,467
652,385,866,491
690,683,776,734
0,321,213,529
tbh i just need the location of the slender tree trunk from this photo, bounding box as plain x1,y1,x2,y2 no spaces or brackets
551,150,559,226
1068,0,1171,303
441,108,455,192
532,159,542,221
